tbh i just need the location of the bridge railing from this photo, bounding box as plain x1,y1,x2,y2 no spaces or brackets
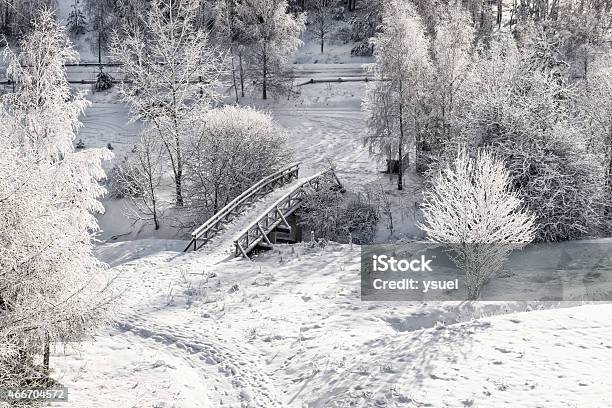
234,168,339,257
184,162,300,252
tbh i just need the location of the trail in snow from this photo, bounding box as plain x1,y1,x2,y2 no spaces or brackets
53,179,319,407
54,241,285,407
54,241,612,407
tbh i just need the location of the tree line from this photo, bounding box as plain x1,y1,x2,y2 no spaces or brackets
364,0,612,243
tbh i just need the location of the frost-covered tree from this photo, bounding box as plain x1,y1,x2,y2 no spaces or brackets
0,0,56,37
507,0,612,80
345,0,382,50
110,0,225,207
419,150,536,299
311,0,334,53
67,0,87,35
111,132,165,230
236,0,305,99
213,0,251,101
461,33,604,241
431,4,475,147
557,0,612,79
0,10,112,384
184,106,291,225
363,0,431,190
84,0,116,63
582,53,612,190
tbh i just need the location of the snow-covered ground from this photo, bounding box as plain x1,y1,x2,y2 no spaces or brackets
54,59,611,408
51,240,612,407
37,6,612,405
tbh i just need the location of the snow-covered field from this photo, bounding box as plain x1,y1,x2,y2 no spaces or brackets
34,5,611,406
36,59,606,408
51,240,612,407
46,58,610,408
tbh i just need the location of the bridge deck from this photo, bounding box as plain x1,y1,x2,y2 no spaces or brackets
184,162,341,260
185,163,300,252
182,179,304,263
233,169,338,257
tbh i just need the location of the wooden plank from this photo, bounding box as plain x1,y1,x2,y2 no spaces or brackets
235,241,250,258
276,206,291,230
257,223,272,245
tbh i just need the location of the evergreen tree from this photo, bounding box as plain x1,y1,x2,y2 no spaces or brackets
67,0,87,35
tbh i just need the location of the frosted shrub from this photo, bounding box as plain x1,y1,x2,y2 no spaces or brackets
299,180,379,244
492,137,604,241
419,150,536,299
184,106,292,227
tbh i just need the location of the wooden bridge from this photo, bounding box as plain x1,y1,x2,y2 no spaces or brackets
184,162,300,252
233,168,341,258
184,163,342,258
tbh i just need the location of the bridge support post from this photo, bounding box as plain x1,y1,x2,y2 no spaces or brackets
235,241,249,259
257,223,272,246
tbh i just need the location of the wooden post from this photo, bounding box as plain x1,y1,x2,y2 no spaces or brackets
258,223,272,245
43,333,50,373
236,241,249,258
